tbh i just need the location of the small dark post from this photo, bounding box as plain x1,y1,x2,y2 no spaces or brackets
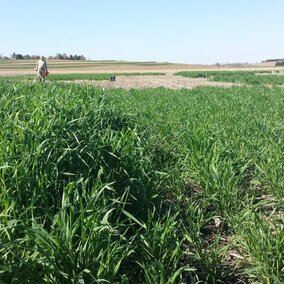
110,75,116,81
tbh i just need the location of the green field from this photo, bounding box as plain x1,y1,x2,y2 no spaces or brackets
0,74,284,283
175,70,284,85
0,72,165,82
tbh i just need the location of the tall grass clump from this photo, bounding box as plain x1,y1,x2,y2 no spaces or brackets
0,83,153,218
0,82,189,283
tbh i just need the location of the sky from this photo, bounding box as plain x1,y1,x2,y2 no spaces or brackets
0,0,283,64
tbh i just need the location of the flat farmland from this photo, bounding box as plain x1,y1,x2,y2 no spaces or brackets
1,60,284,283
0,59,206,75
1,59,283,89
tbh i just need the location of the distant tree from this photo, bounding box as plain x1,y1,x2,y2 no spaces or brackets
55,53,63,60
79,54,86,60
30,55,40,59
62,53,68,60
15,54,24,59
11,52,16,59
24,54,31,59
69,54,73,60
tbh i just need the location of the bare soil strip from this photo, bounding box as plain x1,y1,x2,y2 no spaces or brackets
72,72,237,89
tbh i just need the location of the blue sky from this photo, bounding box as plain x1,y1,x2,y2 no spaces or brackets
1,0,283,64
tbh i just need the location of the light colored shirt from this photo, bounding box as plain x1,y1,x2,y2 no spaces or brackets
36,59,47,72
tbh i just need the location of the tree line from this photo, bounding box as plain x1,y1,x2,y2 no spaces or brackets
0,53,86,60
275,61,284,66
262,58,284,63
49,53,86,60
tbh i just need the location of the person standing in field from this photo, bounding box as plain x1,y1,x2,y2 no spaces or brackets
35,56,49,82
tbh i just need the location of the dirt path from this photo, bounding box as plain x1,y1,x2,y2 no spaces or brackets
73,71,237,89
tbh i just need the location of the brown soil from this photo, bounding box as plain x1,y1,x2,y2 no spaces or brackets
72,71,237,90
